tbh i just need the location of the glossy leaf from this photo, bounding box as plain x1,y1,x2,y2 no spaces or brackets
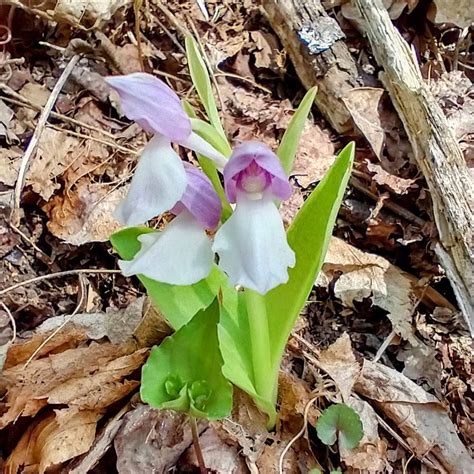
277,87,317,175
110,227,226,329
185,36,227,142
266,143,354,374
141,298,233,419
316,403,363,449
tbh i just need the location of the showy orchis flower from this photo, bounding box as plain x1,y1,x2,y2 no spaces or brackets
212,142,295,294
119,164,222,285
106,73,226,226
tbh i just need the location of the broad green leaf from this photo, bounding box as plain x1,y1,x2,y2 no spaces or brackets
277,87,317,174
316,404,363,449
185,36,227,143
218,285,276,426
141,298,233,419
266,143,354,373
110,227,226,329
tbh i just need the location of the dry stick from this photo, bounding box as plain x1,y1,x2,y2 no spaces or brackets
12,54,80,224
0,269,120,297
190,416,207,474
354,0,474,334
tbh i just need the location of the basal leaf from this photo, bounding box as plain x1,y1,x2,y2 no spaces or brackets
277,87,317,175
266,143,354,374
141,298,233,419
110,227,225,329
316,403,363,449
185,36,227,143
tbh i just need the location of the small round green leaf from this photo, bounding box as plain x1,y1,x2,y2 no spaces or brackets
316,403,363,450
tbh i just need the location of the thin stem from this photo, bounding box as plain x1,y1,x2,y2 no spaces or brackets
190,416,206,474
245,289,273,403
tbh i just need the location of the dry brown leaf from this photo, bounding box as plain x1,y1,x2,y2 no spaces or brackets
366,161,417,194
19,82,50,109
179,427,249,473
38,297,145,344
318,333,361,401
343,87,385,159
317,237,417,343
291,122,335,187
6,409,101,474
0,99,16,143
431,0,474,27
44,182,126,245
0,147,21,186
0,341,143,427
114,404,205,473
354,360,472,473
25,128,81,200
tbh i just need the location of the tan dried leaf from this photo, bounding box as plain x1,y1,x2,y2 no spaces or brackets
0,147,21,186
343,87,385,159
354,360,472,473
0,341,143,428
318,333,361,401
366,161,416,194
317,237,417,342
19,82,50,108
25,128,81,200
432,0,474,27
6,409,101,474
44,182,126,245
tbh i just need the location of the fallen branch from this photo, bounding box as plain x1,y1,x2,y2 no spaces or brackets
354,0,474,334
262,0,365,133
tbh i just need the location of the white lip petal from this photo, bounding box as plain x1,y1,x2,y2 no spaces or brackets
178,131,227,169
212,195,295,294
119,212,214,285
114,135,187,226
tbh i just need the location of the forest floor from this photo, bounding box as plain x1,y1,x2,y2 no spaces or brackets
0,0,472,472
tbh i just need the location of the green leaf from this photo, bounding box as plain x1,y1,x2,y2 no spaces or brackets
191,118,232,157
218,285,276,426
266,143,354,373
185,36,227,142
277,87,317,175
316,404,363,449
141,298,233,419
110,227,226,329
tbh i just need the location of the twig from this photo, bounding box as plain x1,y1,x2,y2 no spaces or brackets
23,275,87,368
0,269,120,297
12,54,80,223
0,301,17,345
8,222,52,264
190,416,207,474
278,395,320,474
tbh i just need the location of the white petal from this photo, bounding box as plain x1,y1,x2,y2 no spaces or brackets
115,135,187,226
178,131,227,169
212,195,295,294
119,212,214,285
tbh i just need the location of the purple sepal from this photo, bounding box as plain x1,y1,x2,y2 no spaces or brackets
106,73,191,142
172,163,222,229
223,141,292,202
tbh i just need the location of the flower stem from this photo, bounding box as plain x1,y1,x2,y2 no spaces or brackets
190,416,207,474
245,289,273,404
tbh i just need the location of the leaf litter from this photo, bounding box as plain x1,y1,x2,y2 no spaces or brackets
0,0,472,472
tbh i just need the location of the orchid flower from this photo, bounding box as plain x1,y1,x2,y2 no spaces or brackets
212,141,296,294
106,73,226,226
119,164,221,285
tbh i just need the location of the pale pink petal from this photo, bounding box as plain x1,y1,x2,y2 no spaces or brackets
114,135,187,226
223,141,292,202
172,164,221,229
212,194,295,294
106,73,191,141
119,212,214,285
